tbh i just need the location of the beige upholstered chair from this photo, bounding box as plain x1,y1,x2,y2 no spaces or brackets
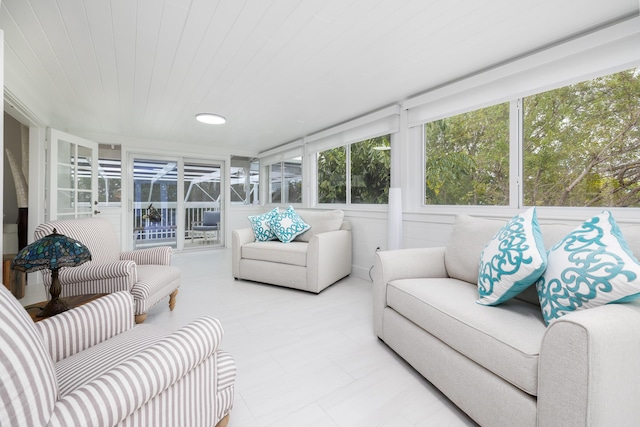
0,286,235,427
34,217,180,323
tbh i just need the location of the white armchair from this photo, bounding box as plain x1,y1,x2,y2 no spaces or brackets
0,286,235,427
34,217,180,323
232,209,352,293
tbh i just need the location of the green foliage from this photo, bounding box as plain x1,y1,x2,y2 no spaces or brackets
317,136,391,204
425,103,510,205
424,67,640,207
318,146,347,203
351,136,391,204
524,68,640,207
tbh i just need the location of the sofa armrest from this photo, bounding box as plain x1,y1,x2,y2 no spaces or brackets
538,302,640,426
48,316,226,427
306,229,352,292
372,247,447,337
232,228,256,278
120,246,172,265
35,292,135,363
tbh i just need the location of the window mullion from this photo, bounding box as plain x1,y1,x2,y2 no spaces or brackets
346,144,351,205
509,99,523,209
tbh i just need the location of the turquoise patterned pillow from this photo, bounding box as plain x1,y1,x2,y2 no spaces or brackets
536,211,640,325
477,207,547,306
269,206,311,243
248,208,279,241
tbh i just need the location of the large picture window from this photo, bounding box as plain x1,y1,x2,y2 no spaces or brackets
423,66,640,208
523,68,640,207
317,135,391,204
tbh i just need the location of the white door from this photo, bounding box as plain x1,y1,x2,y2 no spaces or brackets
47,129,98,221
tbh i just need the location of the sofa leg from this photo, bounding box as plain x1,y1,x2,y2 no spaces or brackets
135,313,147,324
169,289,178,311
215,414,229,427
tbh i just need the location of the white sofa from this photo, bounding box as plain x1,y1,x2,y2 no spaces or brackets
373,214,640,427
232,209,352,293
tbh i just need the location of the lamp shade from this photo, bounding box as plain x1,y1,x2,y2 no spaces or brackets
12,228,92,273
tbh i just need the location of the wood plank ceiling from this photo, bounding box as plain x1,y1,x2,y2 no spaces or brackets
1,0,638,154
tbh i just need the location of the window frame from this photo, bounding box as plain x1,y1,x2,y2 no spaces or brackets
418,66,640,221
316,133,392,208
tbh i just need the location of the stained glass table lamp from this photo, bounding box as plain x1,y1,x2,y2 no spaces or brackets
12,228,92,317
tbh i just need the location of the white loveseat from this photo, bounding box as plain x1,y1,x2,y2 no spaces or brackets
373,214,640,427
232,209,352,293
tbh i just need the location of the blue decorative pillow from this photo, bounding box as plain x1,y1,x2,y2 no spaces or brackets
269,206,311,243
536,211,640,325
248,208,279,242
477,207,547,306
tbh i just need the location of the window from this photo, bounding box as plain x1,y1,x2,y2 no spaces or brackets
269,157,302,204
523,68,640,207
98,144,122,206
423,66,640,208
317,135,391,204
230,156,259,204
424,103,509,205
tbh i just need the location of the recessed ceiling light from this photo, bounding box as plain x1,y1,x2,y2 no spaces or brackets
195,113,226,125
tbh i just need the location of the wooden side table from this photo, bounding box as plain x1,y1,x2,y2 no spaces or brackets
2,253,26,299
24,293,107,322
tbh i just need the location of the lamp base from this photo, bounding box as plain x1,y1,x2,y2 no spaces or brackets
37,297,70,317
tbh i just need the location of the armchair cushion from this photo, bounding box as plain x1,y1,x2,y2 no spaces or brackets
294,209,345,242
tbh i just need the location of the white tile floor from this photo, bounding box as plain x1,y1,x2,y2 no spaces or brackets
22,249,477,427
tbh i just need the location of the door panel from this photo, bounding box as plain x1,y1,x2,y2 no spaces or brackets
47,129,98,221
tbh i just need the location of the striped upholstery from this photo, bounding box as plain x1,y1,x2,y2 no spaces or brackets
55,324,166,396
131,265,181,314
121,246,172,265
35,217,120,263
0,286,57,427
34,218,180,319
36,292,136,363
0,285,235,427
216,351,237,422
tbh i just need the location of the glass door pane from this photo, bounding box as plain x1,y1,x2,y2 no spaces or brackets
184,161,223,248
48,129,98,221
132,158,178,249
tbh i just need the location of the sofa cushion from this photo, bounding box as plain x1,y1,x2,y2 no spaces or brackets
478,207,547,305
248,208,279,242
536,211,640,325
269,206,311,243
386,278,546,395
242,241,308,267
445,215,506,284
294,209,345,242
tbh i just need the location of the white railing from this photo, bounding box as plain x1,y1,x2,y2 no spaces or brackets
133,202,220,242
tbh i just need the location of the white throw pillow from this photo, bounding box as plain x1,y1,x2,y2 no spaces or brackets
269,206,311,243
247,208,279,242
477,207,547,306
536,211,640,325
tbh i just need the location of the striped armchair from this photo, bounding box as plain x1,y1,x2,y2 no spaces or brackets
0,286,235,427
34,217,180,323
